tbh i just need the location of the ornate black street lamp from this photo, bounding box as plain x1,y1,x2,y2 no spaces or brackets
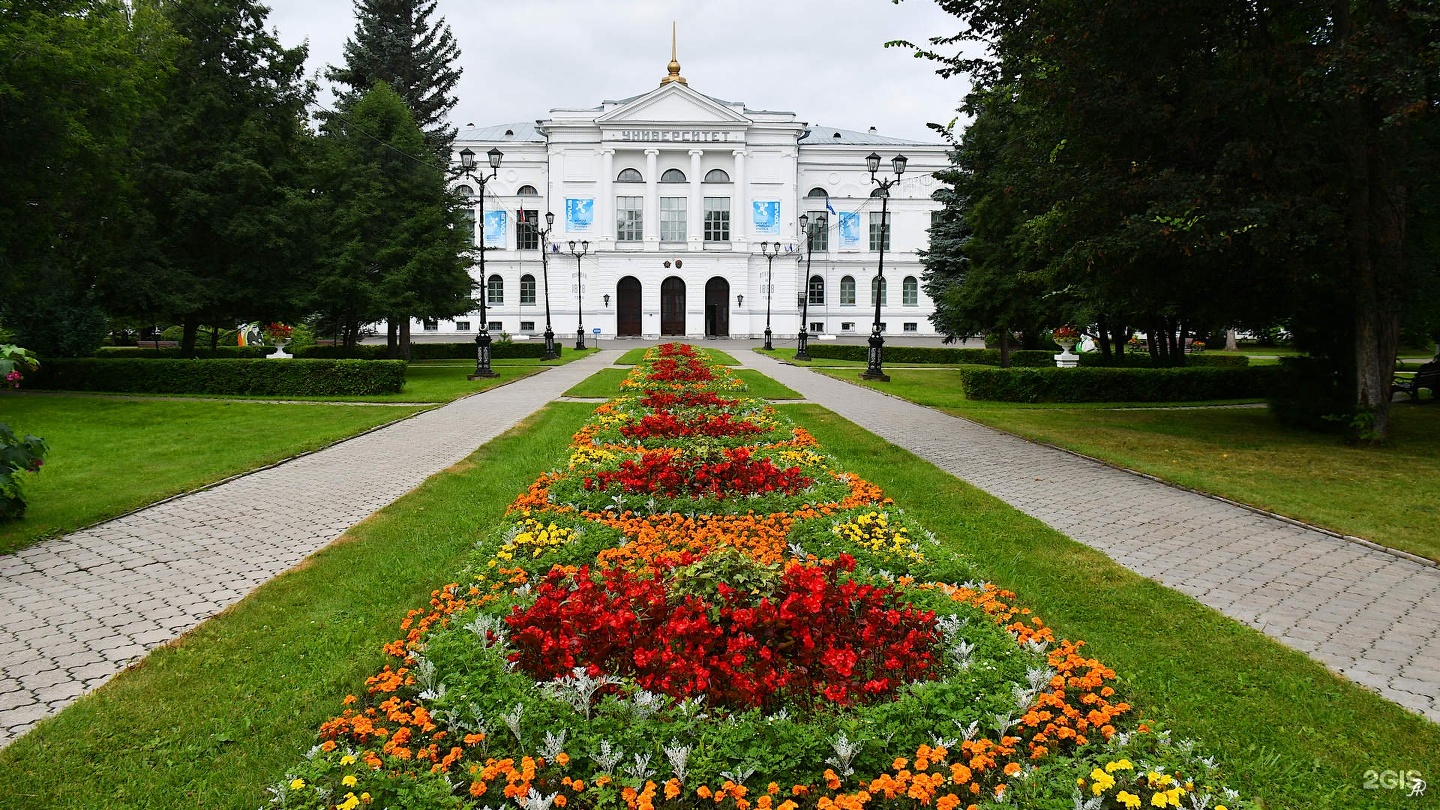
861,152,907,382
567,240,591,349
759,241,781,350
460,145,503,379
537,211,558,360
796,212,825,361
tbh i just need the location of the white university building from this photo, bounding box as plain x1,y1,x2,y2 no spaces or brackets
425,53,948,342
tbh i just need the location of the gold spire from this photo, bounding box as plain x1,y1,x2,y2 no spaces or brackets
660,21,687,86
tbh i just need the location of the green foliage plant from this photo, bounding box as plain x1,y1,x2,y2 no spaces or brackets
0,345,40,387
29,358,406,397
957,366,1279,403
0,423,48,520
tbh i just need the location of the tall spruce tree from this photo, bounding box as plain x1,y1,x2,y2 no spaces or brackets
326,0,461,154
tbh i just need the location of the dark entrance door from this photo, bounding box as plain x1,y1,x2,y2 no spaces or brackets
661,276,686,335
616,276,642,336
704,277,729,337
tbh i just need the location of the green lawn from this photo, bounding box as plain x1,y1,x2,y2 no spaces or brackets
564,367,802,399
782,404,1440,810
614,346,741,366
821,367,1440,561
0,403,594,810
0,396,429,554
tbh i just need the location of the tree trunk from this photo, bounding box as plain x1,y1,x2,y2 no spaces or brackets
209,324,220,353
386,318,398,358
1097,315,1114,363
181,315,200,357
1225,328,1238,352
999,329,1011,368
1111,323,1128,359
399,317,412,362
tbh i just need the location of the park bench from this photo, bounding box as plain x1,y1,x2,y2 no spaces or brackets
1392,361,1439,402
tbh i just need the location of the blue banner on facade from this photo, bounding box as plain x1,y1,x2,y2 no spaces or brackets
753,200,780,235
484,210,507,248
838,211,860,248
565,198,594,232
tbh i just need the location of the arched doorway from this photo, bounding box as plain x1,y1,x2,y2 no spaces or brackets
616,276,642,336
704,277,730,337
661,276,686,335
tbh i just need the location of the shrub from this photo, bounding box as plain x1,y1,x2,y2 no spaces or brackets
291,341,561,360
956,366,1281,403
1076,352,1249,368
95,346,276,359
801,344,1053,366
1267,356,1352,432
28,358,406,397
0,423,48,520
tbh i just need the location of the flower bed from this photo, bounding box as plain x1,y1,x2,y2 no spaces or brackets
271,345,1252,810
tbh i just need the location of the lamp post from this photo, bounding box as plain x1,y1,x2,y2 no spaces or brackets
796,212,824,361
537,211,558,360
861,152,907,382
567,240,590,349
759,241,781,350
460,145,503,379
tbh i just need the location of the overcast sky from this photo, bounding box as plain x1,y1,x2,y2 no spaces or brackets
263,0,978,144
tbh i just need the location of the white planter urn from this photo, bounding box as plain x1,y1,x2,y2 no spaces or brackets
269,339,292,359
1054,337,1079,368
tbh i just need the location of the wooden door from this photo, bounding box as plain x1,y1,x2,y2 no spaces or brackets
616,276,642,336
661,276,686,335
704,276,729,337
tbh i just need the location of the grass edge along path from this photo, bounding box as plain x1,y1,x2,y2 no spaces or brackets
782,403,1440,810
0,397,432,556
817,368,1440,563
0,403,597,810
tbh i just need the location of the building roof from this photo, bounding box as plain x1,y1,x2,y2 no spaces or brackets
456,122,543,142
800,126,937,146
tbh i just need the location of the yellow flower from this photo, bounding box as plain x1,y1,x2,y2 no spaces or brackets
1090,768,1116,796
1106,759,1134,773
342,774,358,787
339,754,357,766
338,793,361,810
289,778,306,790
1116,791,1142,810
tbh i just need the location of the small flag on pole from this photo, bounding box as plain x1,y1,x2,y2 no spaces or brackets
825,196,837,216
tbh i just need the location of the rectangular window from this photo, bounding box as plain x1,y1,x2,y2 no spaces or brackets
488,321,503,331
904,322,918,332
459,209,477,247
422,318,438,331
903,277,919,306
704,197,730,242
616,196,643,241
880,322,888,332
520,321,536,332
864,211,887,249
807,211,829,251
871,276,887,306
841,321,856,333
810,322,824,333
454,320,471,331
807,276,825,306
840,276,856,306
520,275,537,305
930,210,943,230
516,210,540,250
869,212,891,252
660,197,687,242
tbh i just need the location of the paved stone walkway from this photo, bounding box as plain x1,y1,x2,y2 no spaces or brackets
741,351,1440,723
0,351,616,747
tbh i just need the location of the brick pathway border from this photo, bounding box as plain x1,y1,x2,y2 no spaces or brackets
741,351,1440,723
0,351,616,747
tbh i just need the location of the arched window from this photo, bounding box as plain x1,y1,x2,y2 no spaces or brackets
517,185,539,196
487,274,504,305
617,168,643,183
704,169,730,183
840,275,856,306
455,184,475,197
903,276,918,306
870,187,888,197
806,187,828,198
520,274,537,305
808,275,825,306
871,276,888,306
660,168,686,183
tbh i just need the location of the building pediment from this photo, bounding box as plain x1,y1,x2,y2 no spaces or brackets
596,83,750,128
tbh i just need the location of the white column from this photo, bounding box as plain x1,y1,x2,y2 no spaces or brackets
688,149,703,250
644,148,659,248
732,149,748,247
599,149,614,246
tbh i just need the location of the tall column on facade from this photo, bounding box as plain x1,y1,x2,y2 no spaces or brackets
688,149,703,249
732,149,748,246
599,149,614,246
644,148,660,248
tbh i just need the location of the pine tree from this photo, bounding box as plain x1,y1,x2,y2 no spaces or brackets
326,0,461,153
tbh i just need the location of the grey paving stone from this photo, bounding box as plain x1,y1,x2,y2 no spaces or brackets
0,351,615,749
740,351,1440,725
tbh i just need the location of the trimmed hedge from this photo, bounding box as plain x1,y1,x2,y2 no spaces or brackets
96,346,276,359
801,344,1054,366
956,366,1281,403
292,342,561,360
1076,352,1250,368
29,358,406,396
